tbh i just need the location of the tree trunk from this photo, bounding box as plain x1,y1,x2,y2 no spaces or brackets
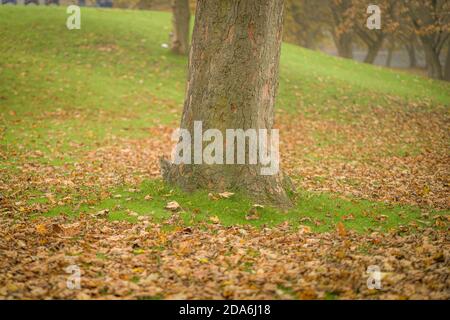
444,46,450,82
161,0,292,208
422,38,443,80
385,47,394,67
170,0,190,55
334,33,353,59
303,31,317,50
405,44,417,68
364,39,383,64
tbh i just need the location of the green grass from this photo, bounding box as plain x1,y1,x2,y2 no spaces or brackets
1,6,449,158
1,6,184,161
38,179,439,234
1,6,449,233
280,43,450,113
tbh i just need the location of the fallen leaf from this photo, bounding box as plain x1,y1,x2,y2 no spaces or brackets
298,225,311,234
165,201,181,212
208,193,219,200
337,222,347,237
35,224,48,235
94,209,109,218
209,216,220,223
218,192,234,199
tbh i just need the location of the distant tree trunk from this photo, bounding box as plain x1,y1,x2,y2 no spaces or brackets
161,0,292,207
364,39,383,64
422,37,443,80
385,47,393,67
333,33,353,59
328,0,353,59
405,43,417,68
170,0,190,55
303,30,318,50
354,26,385,65
361,36,384,64
444,46,450,82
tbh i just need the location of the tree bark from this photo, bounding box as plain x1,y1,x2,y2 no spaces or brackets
444,45,450,82
385,47,393,67
170,0,190,55
364,39,383,64
328,0,353,59
405,43,417,68
356,29,384,65
422,38,443,80
161,0,292,208
333,33,353,59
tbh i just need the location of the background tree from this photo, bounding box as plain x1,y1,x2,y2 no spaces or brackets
384,36,396,67
284,0,327,50
388,2,420,69
161,0,292,207
397,29,420,69
349,0,397,64
444,46,450,81
325,0,354,59
402,0,450,80
170,0,191,55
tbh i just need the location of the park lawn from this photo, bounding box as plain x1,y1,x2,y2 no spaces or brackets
40,179,439,234
1,6,449,234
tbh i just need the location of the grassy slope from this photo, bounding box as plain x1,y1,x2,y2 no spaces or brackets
1,6,448,232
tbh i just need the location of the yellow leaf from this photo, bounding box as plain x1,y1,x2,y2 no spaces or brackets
209,216,220,224
132,267,144,273
35,224,48,235
337,222,347,237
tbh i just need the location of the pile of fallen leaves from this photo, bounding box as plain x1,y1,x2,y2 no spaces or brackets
0,212,448,299
279,107,450,210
